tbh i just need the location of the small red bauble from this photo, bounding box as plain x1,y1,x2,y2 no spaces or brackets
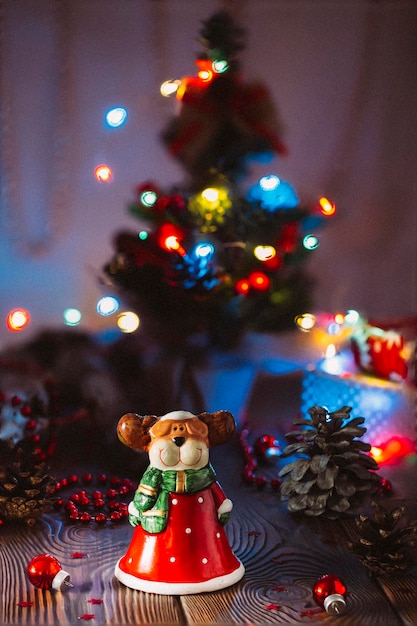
27,554,71,591
312,574,347,615
254,434,281,463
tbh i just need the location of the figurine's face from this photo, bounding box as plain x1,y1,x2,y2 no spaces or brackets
148,418,210,471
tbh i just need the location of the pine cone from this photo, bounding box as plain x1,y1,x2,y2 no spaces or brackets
0,444,55,526
349,501,417,576
279,405,380,518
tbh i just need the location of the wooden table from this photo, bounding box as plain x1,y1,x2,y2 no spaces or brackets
1,437,416,626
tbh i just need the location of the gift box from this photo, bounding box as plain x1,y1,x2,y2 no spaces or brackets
301,356,416,446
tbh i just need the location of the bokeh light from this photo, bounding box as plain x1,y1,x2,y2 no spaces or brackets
212,59,229,73
63,308,82,326
96,296,119,316
6,308,30,332
295,313,316,331
117,311,140,333
303,234,320,250
193,242,214,259
94,164,113,183
160,79,181,97
105,107,127,128
319,196,336,216
254,245,276,261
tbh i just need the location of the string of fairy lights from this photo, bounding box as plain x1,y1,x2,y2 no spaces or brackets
4,82,336,338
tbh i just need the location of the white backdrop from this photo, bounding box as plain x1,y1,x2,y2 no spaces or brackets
1,0,416,349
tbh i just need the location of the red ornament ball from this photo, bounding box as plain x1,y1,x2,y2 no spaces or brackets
312,574,347,615
253,434,281,463
27,554,71,591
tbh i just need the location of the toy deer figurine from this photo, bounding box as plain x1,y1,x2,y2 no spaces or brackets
114,409,245,594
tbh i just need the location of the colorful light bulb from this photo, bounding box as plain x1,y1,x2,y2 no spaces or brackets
94,164,113,183
117,312,140,333
193,242,214,259
6,308,30,332
105,107,127,128
248,271,270,291
303,234,319,250
235,279,250,295
63,308,82,326
96,296,119,316
140,190,157,207
160,79,181,97
212,59,229,73
319,197,336,216
295,313,316,331
254,245,276,262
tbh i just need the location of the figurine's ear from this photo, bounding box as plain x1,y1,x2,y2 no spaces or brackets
197,410,236,447
117,413,158,451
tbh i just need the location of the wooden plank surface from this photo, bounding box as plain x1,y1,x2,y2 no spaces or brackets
1,440,416,625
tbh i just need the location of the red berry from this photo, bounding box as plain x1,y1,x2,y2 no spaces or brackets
94,498,105,509
11,395,22,406
242,469,255,484
82,473,93,484
109,511,122,523
108,500,119,511
256,476,267,489
106,489,118,499
97,474,108,484
271,478,281,491
95,513,107,524
68,474,79,484
80,512,91,523
92,490,103,500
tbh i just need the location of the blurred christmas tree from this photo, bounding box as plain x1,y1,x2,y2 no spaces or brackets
104,11,335,348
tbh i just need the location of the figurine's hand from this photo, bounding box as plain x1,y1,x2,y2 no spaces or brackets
219,511,231,525
128,500,141,527
217,498,233,526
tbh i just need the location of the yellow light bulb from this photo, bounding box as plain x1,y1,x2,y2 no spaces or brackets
319,197,336,216
201,188,219,203
160,79,181,97
94,164,113,183
254,245,276,261
295,313,316,332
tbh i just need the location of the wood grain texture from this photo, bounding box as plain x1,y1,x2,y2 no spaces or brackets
1,439,416,625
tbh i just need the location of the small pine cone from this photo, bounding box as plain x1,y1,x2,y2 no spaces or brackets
0,446,55,526
349,501,417,576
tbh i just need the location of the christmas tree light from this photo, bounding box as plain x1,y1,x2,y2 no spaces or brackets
103,11,335,345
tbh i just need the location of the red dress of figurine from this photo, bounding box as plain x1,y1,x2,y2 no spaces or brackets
114,410,245,594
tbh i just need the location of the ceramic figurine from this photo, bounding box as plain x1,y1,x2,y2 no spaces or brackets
114,409,245,594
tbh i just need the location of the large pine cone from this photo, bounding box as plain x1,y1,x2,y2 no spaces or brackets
279,406,380,518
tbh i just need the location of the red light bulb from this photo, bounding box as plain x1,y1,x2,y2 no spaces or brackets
312,574,347,615
27,554,71,591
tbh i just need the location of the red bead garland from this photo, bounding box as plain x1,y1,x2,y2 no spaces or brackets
53,473,135,526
